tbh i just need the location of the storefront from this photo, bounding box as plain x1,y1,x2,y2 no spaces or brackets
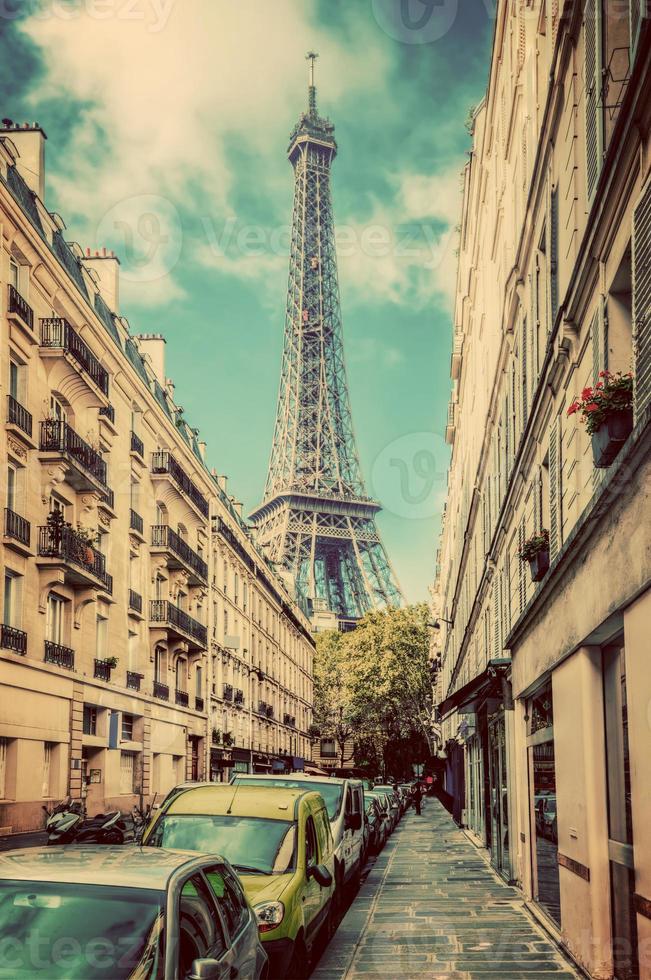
209,748,234,782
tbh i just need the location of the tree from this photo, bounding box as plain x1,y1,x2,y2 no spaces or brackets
313,604,433,779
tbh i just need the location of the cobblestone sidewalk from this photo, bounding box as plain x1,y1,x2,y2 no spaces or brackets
312,798,580,979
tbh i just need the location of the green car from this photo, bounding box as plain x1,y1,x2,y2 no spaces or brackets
144,784,335,978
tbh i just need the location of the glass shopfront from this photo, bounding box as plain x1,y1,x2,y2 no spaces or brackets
488,712,510,878
527,681,560,926
464,732,484,839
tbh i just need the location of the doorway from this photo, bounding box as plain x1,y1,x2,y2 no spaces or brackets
488,712,510,878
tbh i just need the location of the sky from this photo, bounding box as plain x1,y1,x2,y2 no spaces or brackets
0,0,493,602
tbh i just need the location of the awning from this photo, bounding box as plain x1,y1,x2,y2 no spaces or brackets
439,658,511,720
304,764,329,776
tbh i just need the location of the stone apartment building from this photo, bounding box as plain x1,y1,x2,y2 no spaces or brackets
0,120,314,834
436,2,651,977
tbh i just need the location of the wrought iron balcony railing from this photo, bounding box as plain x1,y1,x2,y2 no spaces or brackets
7,394,32,437
224,684,234,702
153,680,169,701
129,509,144,534
283,713,296,727
258,700,268,715
100,487,115,510
151,451,209,517
39,420,108,489
150,525,208,582
126,671,142,691
44,640,74,669
94,659,113,681
0,624,27,655
4,508,30,548
149,600,207,648
130,430,144,457
40,318,109,396
175,689,189,707
128,589,143,614
38,524,107,585
195,696,205,711
234,690,244,706
266,705,274,719
99,404,115,423
8,284,33,330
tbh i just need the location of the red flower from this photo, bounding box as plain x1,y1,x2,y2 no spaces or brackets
584,402,599,412
581,387,593,401
567,402,579,416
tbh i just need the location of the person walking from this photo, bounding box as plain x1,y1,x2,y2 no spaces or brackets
413,781,423,816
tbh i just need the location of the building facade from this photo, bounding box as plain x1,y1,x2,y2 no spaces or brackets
437,3,651,977
0,120,314,834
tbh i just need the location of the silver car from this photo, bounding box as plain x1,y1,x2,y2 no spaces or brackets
0,845,268,979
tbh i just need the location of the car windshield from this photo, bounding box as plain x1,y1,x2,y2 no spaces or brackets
233,778,344,821
366,792,389,808
0,881,163,979
147,814,296,875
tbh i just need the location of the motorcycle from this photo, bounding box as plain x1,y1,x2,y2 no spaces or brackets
44,798,85,845
132,795,157,844
74,810,135,845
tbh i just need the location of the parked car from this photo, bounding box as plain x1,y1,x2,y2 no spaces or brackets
143,784,335,978
230,773,366,900
534,793,558,842
364,796,388,854
367,788,400,832
372,786,402,826
0,845,267,979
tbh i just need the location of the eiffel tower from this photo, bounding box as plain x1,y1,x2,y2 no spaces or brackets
250,54,403,627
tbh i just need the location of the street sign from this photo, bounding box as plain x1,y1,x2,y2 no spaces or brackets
413,763,424,777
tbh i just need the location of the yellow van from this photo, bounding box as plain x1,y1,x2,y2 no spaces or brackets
144,785,335,978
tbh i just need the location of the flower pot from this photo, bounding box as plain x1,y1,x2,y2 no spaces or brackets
591,408,634,468
528,548,550,583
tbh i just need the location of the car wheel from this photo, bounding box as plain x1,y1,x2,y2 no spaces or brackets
285,933,309,980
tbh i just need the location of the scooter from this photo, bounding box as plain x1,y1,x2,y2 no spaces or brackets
44,798,85,845
132,795,157,844
74,810,135,844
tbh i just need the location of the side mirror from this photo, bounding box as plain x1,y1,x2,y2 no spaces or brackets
307,863,333,888
345,812,362,832
187,958,222,980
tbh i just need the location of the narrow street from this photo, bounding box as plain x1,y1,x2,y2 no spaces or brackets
312,800,580,980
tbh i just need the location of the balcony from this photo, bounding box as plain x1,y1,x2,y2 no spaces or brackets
39,420,108,494
94,659,113,682
99,487,115,512
7,284,35,337
126,671,143,692
266,706,274,719
128,589,143,615
450,334,464,380
150,525,208,585
7,394,33,440
4,508,30,551
175,689,189,707
445,401,456,446
99,404,115,424
153,680,169,701
234,690,244,707
44,640,74,670
151,451,209,518
0,624,27,655
130,431,144,459
37,524,111,591
224,684,234,702
258,700,268,715
40,318,109,397
195,696,205,712
283,713,296,727
149,600,207,651
129,509,144,536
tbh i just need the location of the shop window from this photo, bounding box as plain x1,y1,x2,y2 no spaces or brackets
83,706,97,736
527,680,560,926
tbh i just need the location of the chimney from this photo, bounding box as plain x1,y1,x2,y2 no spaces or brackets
0,120,47,199
198,441,207,460
218,475,228,493
165,377,175,400
135,334,166,383
82,247,120,313
233,500,243,516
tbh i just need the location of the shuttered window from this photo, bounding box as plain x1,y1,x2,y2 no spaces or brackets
119,752,135,795
549,416,563,560
585,0,604,202
521,315,529,427
591,298,609,385
518,518,527,614
549,185,559,331
632,176,651,420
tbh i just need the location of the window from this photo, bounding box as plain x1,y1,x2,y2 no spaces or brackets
305,816,318,867
96,615,108,661
0,738,8,798
320,738,336,759
205,865,248,937
120,752,135,794
234,573,239,606
49,495,67,521
195,665,203,698
9,359,24,403
49,395,67,423
3,572,21,628
223,560,228,595
178,874,227,976
128,630,139,670
154,647,165,682
42,742,53,797
6,465,17,513
121,713,134,741
9,258,19,289
176,658,186,692
243,582,248,613
83,706,97,736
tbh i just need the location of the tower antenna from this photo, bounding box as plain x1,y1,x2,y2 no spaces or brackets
306,51,318,114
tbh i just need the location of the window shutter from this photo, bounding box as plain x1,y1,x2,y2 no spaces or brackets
585,0,603,202
549,415,563,560
503,561,511,638
518,517,526,614
492,580,500,657
549,186,559,331
632,175,651,420
521,315,529,427
591,298,608,385
533,466,543,531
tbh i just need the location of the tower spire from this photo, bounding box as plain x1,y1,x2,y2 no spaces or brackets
306,50,318,115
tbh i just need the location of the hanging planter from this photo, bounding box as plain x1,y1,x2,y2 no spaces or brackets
567,371,634,469
518,529,550,583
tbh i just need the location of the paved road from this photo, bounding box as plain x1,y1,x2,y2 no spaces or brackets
312,798,579,979
0,830,47,851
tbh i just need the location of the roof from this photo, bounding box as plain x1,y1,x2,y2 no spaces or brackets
0,846,218,890
164,784,313,820
233,773,359,788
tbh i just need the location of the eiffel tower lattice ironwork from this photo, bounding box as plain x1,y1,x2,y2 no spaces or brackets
250,54,403,625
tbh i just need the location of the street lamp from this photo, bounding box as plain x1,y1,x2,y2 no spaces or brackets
427,618,453,630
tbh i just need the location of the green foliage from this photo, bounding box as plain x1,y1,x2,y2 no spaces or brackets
313,604,433,775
